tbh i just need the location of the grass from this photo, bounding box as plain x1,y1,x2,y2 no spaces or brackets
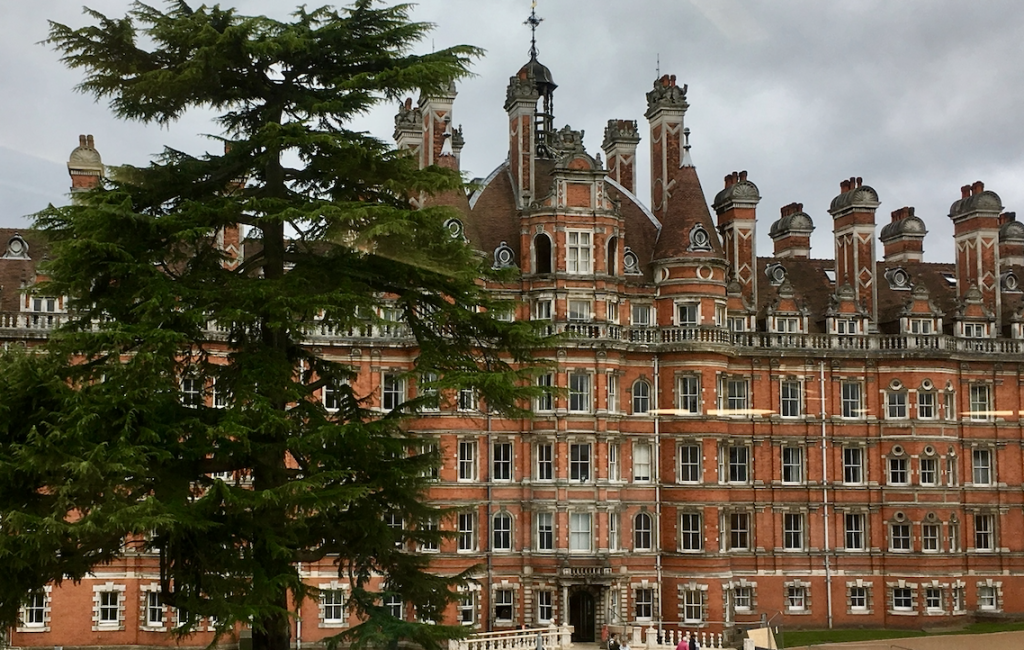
777,620,1024,647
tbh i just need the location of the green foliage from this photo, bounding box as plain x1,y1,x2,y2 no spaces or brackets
0,3,546,650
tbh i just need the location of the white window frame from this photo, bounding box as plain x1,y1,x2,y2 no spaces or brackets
841,381,864,419
537,591,554,624
844,513,865,551
780,380,802,418
892,588,913,612
492,441,513,482
843,447,864,484
679,512,702,552
922,523,941,552
569,442,592,482
457,512,476,552
634,512,653,551
888,456,909,485
632,380,651,414
676,302,699,326
569,512,592,552
458,440,477,481
536,512,554,552
677,375,700,415
972,448,993,485
678,444,701,483
781,446,804,484
969,384,992,421
783,513,805,551
917,390,936,419
974,514,995,551
886,390,907,420
535,373,554,412
890,523,911,552
566,230,593,274
535,442,554,481
633,442,652,482
634,588,654,621
492,512,513,551
568,372,592,413
683,590,703,625
568,298,592,322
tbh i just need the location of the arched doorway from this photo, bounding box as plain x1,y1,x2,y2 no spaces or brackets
568,589,596,642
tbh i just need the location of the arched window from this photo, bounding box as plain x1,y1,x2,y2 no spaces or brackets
493,512,512,551
607,236,618,276
534,233,552,274
632,380,651,414
634,512,653,550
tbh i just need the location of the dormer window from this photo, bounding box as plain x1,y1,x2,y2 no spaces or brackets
444,218,464,239
835,318,860,335
3,234,29,260
884,267,912,290
766,263,787,286
907,318,935,335
492,241,515,269
773,316,801,333
962,322,988,338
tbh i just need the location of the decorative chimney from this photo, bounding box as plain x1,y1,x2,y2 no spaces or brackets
769,202,814,260
645,74,688,223
418,81,459,170
713,171,761,305
949,181,1003,318
828,176,880,327
67,134,104,192
879,206,927,262
999,211,1024,269
393,97,423,156
602,119,641,194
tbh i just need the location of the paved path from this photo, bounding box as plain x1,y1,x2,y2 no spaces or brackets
786,628,1024,650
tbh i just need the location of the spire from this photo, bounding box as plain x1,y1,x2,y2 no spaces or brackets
525,1,543,60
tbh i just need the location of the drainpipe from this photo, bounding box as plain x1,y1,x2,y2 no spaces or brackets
487,412,494,631
819,362,833,629
296,562,303,650
653,354,664,640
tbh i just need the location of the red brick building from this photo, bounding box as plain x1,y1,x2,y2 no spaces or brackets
7,49,1024,649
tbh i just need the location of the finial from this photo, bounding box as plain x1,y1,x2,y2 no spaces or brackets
525,0,543,60
681,127,694,168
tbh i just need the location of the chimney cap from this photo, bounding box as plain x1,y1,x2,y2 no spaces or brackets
949,180,1003,220
712,170,760,212
829,177,879,216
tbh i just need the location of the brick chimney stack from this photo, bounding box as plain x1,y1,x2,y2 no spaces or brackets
768,202,814,259
645,74,688,223
418,81,458,170
828,176,880,327
602,119,641,194
879,206,927,262
999,211,1024,268
949,181,1004,317
393,96,423,157
67,134,104,192
713,170,761,304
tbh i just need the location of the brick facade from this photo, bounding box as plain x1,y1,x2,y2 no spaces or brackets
8,53,1024,650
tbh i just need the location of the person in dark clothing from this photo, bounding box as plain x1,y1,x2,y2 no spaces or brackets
688,633,699,650
608,634,620,650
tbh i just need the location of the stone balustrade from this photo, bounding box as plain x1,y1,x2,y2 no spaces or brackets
449,625,572,650
4,312,1023,357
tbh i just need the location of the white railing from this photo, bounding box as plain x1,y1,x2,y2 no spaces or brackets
451,625,572,650
624,625,731,650
4,311,1024,357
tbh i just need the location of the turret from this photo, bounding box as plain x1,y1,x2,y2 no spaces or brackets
602,120,641,194
949,181,1003,319
713,171,760,306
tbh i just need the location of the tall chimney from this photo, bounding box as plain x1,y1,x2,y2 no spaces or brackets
949,181,1004,319
879,206,927,262
999,211,1024,268
828,177,880,327
393,97,423,157
418,81,458,170
67,134,104,192
769,202,814,259
713,170,761,305
645,74,688,223
602,119,641,194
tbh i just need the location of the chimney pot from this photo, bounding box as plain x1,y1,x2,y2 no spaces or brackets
739,170,747,182
79,134,87,147
840,179,850,193
961,185,971,199
972,180,984,195
86,134,94,148
1000,211,1016,225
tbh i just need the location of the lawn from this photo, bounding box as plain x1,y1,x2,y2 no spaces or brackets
779,620,1024,647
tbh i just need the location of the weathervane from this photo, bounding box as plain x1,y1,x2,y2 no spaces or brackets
525,0,543,59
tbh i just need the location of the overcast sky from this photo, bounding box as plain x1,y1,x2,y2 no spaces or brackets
3,0,1024,263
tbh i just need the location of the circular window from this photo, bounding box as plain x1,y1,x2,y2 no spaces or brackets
892,269,909,287
1005,272,1020,291
444,218,464,239
623,249,640,273
492,241,515,268
768,264,787,284
688,224,712,252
